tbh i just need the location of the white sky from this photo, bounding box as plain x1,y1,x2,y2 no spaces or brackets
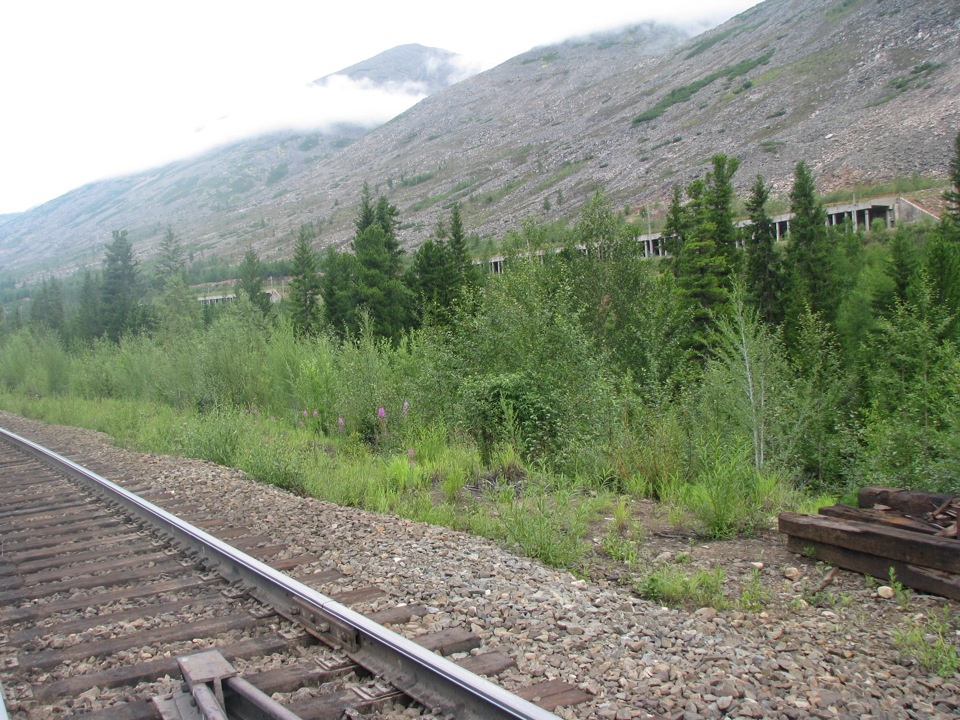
0,0,759,215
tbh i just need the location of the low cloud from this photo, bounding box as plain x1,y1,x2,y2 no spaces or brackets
194,52,481,144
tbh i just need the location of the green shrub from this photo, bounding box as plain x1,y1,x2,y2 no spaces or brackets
635,564,728,609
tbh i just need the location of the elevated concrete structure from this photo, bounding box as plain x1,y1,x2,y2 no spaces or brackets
477,195,941,272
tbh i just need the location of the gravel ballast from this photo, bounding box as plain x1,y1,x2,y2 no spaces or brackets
2,411,958,720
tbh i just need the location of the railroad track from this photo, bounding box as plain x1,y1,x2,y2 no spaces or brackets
0,427,586,719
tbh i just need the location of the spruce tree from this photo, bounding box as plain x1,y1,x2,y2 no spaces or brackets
885,229,920,307
319,247,358,336
743,174,781,324
155,228,186,290
72,270,101,343
101,230,141,342
662,184,687,260
236,249,271,314
944,128,960,228
448,202,470,275
925,236,960,338
288,226,322,336
674,178,728,355
785,161,836,327
408,238,453,323
30,277,65,333
352,223,412,341
355,182,376,236
705,154,741,267
374,195,401,260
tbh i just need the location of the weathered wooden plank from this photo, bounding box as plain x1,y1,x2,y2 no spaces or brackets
0,575,216,625
785,536,960,601
778,512,960,574
367,603,428,626
5,530,143,562
2,539,160,576
413,627,482,655
17,612,262,670
818,504,943,534
34,634,301,702
517,679,591,710
268,554,321,571
17,550,177,586
331,585,387,605
235,658,358,694
0,517,128,548
457,650,516,676
5,595,229,645
858,486,955,517
75,699,156,720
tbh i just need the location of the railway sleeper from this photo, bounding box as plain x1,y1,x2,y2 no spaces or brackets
154,649,308,720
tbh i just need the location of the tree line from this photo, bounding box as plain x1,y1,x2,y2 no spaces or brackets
3,130,960,497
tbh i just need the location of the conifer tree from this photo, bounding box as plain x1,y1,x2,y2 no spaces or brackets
743,174,781,324
448,202,471,276
408,238,452,322
925,236,960,338
407,203,478,326
236,249,271,314
944,128,960,229
355,182,376,236
374,195,401,263
155,228,186,290
352,223,412,341
319,246,358,335
72,270,101,343
705,154,741,267
662,184,687,260
101,230,141,342
674,178,728,355
785,162,836,327
30,277,66,333
885,229,920,307
288,226,322,336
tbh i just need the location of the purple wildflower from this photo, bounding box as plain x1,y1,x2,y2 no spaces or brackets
378,407,386,420
303,410,308,417
313,410,319,417
402,401,410,416
337,417,345,429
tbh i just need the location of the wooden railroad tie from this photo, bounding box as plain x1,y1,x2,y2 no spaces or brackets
778,485,960,600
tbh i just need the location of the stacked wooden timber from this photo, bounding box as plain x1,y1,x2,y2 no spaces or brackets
778,486,960,600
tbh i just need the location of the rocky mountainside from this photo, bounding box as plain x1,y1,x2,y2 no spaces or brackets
1,0,958,279
314,43,477,94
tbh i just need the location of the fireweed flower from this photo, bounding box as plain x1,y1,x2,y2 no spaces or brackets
402,401,410,416
378,407,386,420
337,417,345,429
313,410,319,417
303,410,308,417
407,448,415,466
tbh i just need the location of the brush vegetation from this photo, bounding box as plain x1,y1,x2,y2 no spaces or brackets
3,136,960,582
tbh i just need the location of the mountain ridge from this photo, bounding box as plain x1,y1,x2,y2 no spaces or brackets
2,0,958,280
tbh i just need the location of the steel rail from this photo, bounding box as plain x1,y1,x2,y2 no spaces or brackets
0,427,560,720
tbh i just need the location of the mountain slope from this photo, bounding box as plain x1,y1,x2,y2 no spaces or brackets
311,0,956,244
2,0,958,279
314,43,477,94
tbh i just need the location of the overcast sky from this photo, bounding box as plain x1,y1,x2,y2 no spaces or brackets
0,0,759,215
